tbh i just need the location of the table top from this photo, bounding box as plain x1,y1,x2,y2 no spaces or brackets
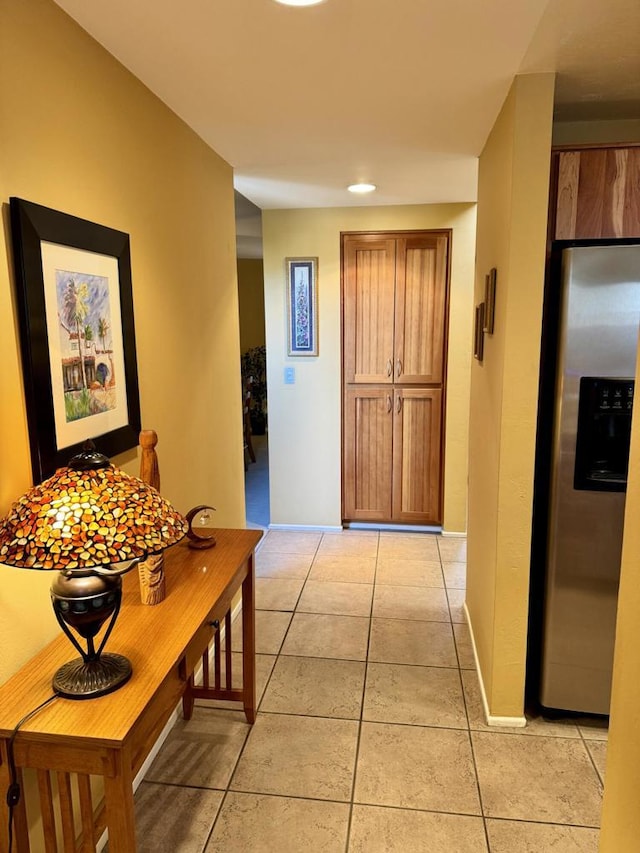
0,528,261,747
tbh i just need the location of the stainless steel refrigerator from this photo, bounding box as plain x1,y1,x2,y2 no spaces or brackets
537,240,640,715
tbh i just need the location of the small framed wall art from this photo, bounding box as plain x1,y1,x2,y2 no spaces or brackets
474,302,485,362
484,267,497,334
286,257,318,356
9,197,141,483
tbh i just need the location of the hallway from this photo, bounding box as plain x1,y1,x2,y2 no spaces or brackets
134,530,605,852
244,433,269,530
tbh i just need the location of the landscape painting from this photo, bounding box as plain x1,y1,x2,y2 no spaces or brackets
56,270,116,422
41,241,129,456
9,197,141,482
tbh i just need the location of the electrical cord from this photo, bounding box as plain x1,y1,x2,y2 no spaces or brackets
5,693,59,853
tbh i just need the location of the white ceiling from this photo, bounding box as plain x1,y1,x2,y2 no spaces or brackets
55,0,639,215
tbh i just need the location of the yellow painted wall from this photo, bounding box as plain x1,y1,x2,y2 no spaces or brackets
466,74,555,717
262,203,476,531
0,0,245,685
237,259,266,353
600,335,640,849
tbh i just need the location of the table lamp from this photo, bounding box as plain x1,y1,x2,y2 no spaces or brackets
0,443,187,699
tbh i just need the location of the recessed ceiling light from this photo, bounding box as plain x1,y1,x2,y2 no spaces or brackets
274,0,326,6
347,183,377,194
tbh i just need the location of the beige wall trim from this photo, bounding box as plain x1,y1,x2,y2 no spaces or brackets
440,531,467,538
464,602,527,728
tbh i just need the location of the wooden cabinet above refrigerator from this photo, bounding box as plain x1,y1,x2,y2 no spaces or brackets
551,145,640,241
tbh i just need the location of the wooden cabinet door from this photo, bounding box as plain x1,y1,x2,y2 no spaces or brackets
343,235,396,383
394,234,448,384
553,147,640,239
392,388,443,524
343,386,393,521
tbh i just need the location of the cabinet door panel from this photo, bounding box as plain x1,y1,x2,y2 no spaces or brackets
343,387,393,521
554,147,640,239
394,234,448,384
343,235,396,383
392,388,442,524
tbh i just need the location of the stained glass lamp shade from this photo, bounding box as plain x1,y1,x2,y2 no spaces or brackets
0,445,187,698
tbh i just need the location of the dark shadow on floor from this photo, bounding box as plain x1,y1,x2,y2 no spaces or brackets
245,433,269,529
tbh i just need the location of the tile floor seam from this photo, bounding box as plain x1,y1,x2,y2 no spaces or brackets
200,787,229,853
466,719,492,850
484,814,603,830
351,799,489,819
224,788,354,805
368,613,454,623
442,569,460,622
344,537,379,852
462,723,586,739
445,596,492,850
356,716,484,735
350,801,491,818
578,728,606,789
272,609,374,622
207,658,287,847
139,779,227,792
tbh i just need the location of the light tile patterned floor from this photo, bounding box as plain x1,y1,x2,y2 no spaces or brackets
136,530,605,852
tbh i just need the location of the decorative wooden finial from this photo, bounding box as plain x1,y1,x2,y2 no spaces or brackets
138,429,166,605
139,429,160,490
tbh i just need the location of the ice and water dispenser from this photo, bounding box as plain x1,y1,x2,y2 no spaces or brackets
574,377,635,492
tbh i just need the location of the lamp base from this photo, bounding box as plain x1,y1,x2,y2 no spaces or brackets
52,653,132,699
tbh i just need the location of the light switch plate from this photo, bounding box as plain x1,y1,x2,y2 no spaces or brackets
284,366,295,385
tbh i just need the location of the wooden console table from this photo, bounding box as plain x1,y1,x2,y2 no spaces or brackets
0,528,261,852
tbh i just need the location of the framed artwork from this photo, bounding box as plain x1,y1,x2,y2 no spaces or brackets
474,302,485,362
9,197,141,483
484,267,497,334
286,257,318,356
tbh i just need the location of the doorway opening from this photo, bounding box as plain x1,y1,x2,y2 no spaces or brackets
236,191,269,529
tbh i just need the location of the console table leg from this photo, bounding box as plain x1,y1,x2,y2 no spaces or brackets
182,676,195,721
242,554,256,724
0,741,29,853
104,750,136,852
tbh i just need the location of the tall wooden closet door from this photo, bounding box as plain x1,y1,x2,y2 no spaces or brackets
343,387,393,521
392,388,442,524
394,234,448,384
342,229,449,526
343,236,396,384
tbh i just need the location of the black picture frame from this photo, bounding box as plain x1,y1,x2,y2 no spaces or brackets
474,302,485,362
285,257,319,356
484,267,497,334
9,197,141,483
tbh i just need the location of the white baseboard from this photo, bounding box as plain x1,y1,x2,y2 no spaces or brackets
463,602,526,728
348,522,442,533
266,522,464,535
267,523,343,532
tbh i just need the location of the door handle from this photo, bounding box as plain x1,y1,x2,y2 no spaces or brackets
386,358,393,377
396,395,402,414
387,395,392,413
396,358,402,378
